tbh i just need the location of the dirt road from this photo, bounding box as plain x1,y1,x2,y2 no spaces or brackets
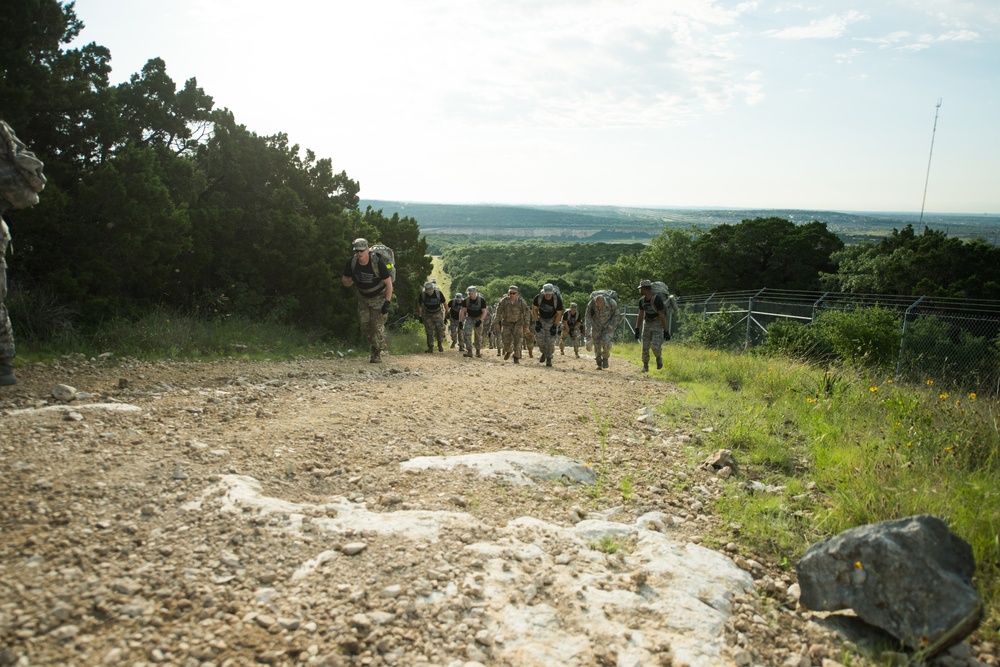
0,348,882,666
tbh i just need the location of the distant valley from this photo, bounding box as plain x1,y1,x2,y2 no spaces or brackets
361,200,1000,244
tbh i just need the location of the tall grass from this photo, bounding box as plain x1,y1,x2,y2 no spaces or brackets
617,339,1000,642
15,305,429,364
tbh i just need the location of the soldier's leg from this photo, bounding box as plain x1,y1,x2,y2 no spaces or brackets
422,315,435,352
641,325,653,371
501,325,513,359
650,324,665,369
0,242,16,385
512,325,524,360
593,338,605,370
434,313,447,351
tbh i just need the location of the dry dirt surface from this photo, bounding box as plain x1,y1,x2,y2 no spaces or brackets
0,348,991,667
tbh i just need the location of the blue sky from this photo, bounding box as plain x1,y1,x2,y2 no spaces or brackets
72,0,999,213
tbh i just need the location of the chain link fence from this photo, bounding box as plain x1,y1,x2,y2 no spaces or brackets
635,289,1000,393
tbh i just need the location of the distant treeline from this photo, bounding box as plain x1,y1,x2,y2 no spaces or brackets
368,200,1000,244
439,218,1000,310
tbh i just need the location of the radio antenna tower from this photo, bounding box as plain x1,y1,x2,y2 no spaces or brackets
918,98,942,227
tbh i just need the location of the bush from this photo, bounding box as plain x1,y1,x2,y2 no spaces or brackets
680,306,746,350
762,307,901,371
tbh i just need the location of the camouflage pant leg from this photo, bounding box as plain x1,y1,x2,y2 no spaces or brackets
0,223,13,359
641,321,664,363
593,332,613,363
523,327,536,352
559,328,568,353
358,295,387,356
501,322,523,358
568,332,581,355
537,322,558,358
449,320,463,348
423,312,445,347
462,319,483,351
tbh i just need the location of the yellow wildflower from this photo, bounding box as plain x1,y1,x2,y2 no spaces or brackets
939,393,949,400
969,393,977,400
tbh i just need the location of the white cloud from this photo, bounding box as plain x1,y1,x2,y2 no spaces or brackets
765,10,868,40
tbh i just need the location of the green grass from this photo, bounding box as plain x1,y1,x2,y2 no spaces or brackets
628,339,1000,644
16,307,428,364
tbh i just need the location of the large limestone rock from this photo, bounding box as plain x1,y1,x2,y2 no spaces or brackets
796,515,982,654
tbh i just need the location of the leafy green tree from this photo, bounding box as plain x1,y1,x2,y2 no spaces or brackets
693,217,842,291
823,225,1000,299
0,0,115,179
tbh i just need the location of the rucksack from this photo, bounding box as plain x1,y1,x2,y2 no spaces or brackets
352,243,396,282
650,281,670,299
590,289,618,303
0,121,46,210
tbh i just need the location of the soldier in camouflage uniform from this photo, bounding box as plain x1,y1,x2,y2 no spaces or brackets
559,302,584,357
342,238,393,363
532,283,564,367
447,293,465,350
0,120,47,386
459,285,488,358
493,285,530,364
635,279,669,372
586,292,622,371
417,281,447,352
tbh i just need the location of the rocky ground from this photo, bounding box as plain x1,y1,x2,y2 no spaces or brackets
0,345,995,667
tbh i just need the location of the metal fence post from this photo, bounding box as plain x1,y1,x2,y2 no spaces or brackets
746,288,765,348
812,292,829,323
895,295,926,380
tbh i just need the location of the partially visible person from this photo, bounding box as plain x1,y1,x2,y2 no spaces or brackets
559,302,584,357
634,280,668,372
459,285,488,358
585,292,622,370
532,283,563,367
342,238,392,363
417,281,447,353
447,292,465,351
482,304,495,349
493,285,530,364
522,318,536,358
0,120,47,386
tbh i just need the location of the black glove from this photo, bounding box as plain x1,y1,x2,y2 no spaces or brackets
380,301,390,314
634,329,641,341
534,321,542,333
474,319,481,327
549,324,557,336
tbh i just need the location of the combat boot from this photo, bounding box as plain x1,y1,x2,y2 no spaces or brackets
642,362,649,373
425,346,433,353
602,358,609,369
596,359,603,370
438,341,444,352
656,357,663,370
0,358,16,386
475,349,481,357
545,357,552,367
513,357,520,364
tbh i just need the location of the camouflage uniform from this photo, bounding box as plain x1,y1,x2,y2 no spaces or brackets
0,120,47,386
0,218,14,361
522,324,536,358
418,283,447,352
636,282,668,372
493,286,530,362
586,294,622,370
343,239,392,363
532,285,563,367
447,295,465,350
460,287,488,357
559,304,584,357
